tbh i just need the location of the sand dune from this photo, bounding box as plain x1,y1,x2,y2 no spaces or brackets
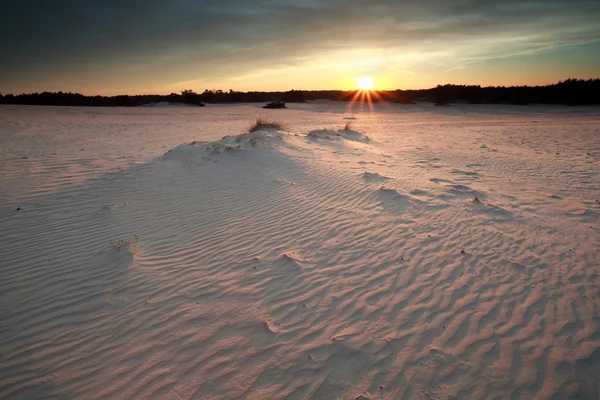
0,103,599,399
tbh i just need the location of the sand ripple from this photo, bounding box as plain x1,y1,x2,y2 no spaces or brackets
1,105,599,399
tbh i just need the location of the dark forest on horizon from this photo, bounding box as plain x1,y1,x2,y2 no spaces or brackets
1,79,598,107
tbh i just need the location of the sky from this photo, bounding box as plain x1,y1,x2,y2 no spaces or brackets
1,0,599,95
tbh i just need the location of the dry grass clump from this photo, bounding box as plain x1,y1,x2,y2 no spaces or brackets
249,117,285,133
111,234,139,248
343,121,353,131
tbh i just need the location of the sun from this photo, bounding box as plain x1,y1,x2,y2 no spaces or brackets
356,76,374,90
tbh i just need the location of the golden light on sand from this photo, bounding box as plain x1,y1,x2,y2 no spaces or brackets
356,76,374,90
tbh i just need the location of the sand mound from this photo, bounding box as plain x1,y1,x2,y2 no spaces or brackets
307,129,371,143
164,129,289,160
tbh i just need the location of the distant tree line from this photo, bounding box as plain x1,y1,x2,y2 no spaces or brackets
334,79,600,105
0,79,598,107
423,79,600,105
0,89,309,107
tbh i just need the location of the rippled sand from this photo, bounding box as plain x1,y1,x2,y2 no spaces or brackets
1,103,599,399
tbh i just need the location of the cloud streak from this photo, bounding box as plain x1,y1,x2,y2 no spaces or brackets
1,0,599,93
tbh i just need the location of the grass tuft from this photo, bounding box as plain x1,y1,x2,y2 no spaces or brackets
249,117,285,133
111,234,139,249
343,121,353,131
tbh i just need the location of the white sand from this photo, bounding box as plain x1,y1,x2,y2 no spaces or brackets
138,102,203,108
0,103,599,399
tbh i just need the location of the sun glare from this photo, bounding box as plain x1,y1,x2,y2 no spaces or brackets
356,76,374,90
346,75,389,112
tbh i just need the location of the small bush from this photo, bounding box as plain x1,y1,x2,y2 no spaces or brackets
343,121,352,130
249,117,285,133
262,101,286,109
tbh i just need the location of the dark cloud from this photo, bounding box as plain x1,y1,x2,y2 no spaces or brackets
1,0,599,92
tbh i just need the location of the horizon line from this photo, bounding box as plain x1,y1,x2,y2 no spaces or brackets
2,78,599,98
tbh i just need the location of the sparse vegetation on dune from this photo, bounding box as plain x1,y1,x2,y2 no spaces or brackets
249,117,285,133
343,121,353,130
110,234,139,249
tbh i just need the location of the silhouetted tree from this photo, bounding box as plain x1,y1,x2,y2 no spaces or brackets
282,90,307,103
